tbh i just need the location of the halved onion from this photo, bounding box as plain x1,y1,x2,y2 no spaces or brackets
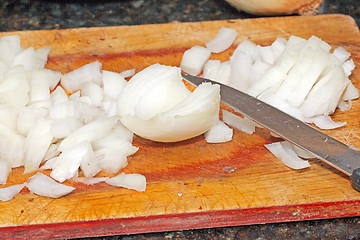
118,64,220,142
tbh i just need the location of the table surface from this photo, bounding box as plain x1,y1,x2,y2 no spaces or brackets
1,0,360,239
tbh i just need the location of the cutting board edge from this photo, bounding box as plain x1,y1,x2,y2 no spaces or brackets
1,199,359,240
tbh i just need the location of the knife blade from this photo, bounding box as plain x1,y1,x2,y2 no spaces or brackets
181,73,360,191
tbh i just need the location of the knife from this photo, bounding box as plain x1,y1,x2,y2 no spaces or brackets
181,73,360,191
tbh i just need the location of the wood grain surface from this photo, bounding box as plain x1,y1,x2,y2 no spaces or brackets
0,14,359,239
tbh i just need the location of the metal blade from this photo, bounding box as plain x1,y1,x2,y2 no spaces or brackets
182,73,360,177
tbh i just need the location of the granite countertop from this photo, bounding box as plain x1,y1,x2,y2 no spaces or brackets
1,0,360,239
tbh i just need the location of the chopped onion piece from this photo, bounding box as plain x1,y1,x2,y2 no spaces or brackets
51,141,92,182
0,65,29,106
265,141,311,169
222,110,256,135
0,183,26,201
333,46,351,63
23,118,53,174
342,81,359,101
0,104,18,130
79,143,100,178
229,51,253,92
0,160,10,184
28,70,51,108
299,65,349,118
27,172,75,198
95,148,129,174
258,45,274,65
51,86,69,105
102,70,126,99
204,120,233,143
180,46,211,75
311,115,346,130
60,61,102,93
232,39,257,59
105,172,146,192
51,118,83,139
206,27,238,53
71,177,109,185
11,47,50,71
338,100,352,112
203,60,231,85
80,81,104,107
343,59,355,77
0,123,26,168
120,68,136,78
292,145,317,159
58,117,118,152
0,35,22,66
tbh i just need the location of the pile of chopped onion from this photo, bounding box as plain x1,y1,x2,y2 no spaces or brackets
180,27,359,170
0,26,359,200
0,35,149,201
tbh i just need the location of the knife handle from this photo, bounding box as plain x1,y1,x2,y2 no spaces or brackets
351,168,360,192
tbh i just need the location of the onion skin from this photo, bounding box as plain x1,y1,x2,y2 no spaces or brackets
225,0,323,16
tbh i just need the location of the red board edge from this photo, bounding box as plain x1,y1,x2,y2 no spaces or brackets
1,200,360,240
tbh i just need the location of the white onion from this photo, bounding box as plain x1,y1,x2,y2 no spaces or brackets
342,81,359,101
102,70,126,100
0,160,10,184
51,86,69,105
50,118,83,139
120,68,136,78
203,60,231,85
0,123,26,168
0,65,29,106
80,81,104,107
0,183,26,201
50,141,91,182
71,177,109,185
11,47,50,71
105,172,146,192
343,59,356,77
310,115,346,130
118,64,220,142
28,70,51,108
0,35,22,66
58,117,118,152
27,172,75,198
23,118,53,174
204,120,233,143
180,46,211,75
0,104,18,130
265,141,311,169
222,110,256,135
333,46,351,63
79,144,100,178
206,27,238,53
292,145,316,159
60,61,102,93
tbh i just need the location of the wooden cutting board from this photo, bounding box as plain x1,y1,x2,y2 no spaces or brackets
0,14,359,239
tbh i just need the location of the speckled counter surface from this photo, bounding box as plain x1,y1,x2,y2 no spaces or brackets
1,0,360,239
